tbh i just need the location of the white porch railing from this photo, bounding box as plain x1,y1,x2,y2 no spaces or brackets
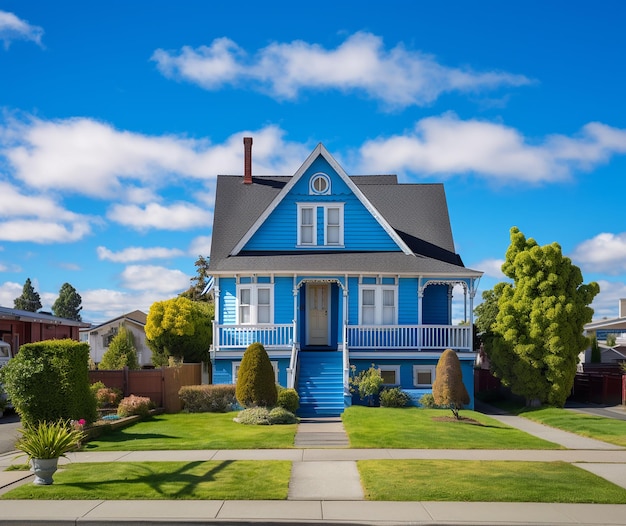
346,324,472,351
215,323,295,350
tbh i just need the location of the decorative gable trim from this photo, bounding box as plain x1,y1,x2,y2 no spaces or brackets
230,143,414,256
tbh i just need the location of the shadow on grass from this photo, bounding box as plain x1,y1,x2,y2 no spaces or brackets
62,461,234,498
83,432,178,448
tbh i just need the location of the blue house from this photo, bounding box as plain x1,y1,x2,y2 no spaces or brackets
208,138,482,416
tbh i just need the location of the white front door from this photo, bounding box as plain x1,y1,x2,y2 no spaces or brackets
307,283,329,346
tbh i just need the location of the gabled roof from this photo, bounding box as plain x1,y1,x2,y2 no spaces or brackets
231,144,413,256
85,310,147,332
208,143,481,277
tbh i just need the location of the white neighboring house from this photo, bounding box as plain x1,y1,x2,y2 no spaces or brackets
81,310,152,368
581,299,626,368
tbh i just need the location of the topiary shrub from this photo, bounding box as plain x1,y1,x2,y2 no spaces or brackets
235,342,277,408
117,395,154,417
432,349,470,419
0,339,98,426
379,387,410,408
276,387,299,413
178,385,237,413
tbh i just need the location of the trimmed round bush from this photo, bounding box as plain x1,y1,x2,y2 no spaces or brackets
277,387,299,413
268,407,298,424
117,395,154,417
178,385,237,413
379,387,410,408
235,406,298,425
235,342,277,408
418,394,438,408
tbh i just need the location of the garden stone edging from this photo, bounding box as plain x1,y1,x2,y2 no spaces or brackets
83,408,164,441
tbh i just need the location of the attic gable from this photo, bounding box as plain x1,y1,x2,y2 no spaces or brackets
231,143,413,256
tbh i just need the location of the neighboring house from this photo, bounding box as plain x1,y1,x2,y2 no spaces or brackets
81,310,152,368
207,138,483,416
0,305,89,353
581,299,626,367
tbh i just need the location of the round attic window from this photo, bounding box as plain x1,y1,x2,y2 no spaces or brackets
310,173,330,195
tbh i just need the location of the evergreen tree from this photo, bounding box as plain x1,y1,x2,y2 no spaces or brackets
490,227,599,407
52,282,83,321
180,255,212,302
432,349,470,419
235,342,278,408
13,278,42,312
99,325,140,370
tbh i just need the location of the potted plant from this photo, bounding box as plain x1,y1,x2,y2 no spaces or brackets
15,419,85,485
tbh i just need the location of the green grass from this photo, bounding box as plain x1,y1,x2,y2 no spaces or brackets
358,460,626,503
0,461,291,500
85,412,297,450
342,406,562,449
519,407,626,447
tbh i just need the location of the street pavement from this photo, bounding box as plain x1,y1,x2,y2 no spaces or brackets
1,406,626,524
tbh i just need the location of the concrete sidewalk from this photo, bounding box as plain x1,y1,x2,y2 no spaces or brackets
2,410,626,524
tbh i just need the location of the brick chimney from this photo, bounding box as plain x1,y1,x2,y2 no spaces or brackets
243,137,253,184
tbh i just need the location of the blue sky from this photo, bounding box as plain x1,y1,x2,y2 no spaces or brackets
1,1,625,324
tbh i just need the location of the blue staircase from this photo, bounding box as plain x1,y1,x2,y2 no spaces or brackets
296,351,345,417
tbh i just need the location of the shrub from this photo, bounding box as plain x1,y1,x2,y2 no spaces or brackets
349,364,383,405
99,325,140,370
0,339,97,426
15,419,85,460
433,349,470,420
276,387,299,413
418,394,438,408
236,342,277,408
178,385,237,413
379,387,410,408
96,387,123,408
117,395,154,417
235,406,297,425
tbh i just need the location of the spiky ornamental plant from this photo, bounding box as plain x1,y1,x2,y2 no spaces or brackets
432,349,470,420
16,420,85,460
236,342,277,408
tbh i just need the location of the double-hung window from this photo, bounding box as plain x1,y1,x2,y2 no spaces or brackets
297,203,344,247
298,206,316,246
324,206,343,246
359,285,397,325
237,284,273,324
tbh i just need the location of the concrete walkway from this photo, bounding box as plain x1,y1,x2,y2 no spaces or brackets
2,408,626,524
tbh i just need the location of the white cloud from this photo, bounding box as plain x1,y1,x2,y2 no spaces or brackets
570,233,626,275
107,202,213,231
1,117,307,198
0,219,91,243
0,10,43,49
97,245,185,263
358,114,626,184
0,281,22,306
152,32,531,108
188,236,212,257
80,288,170,323
120,265,190,293
589,280,626,321
471,258,505,279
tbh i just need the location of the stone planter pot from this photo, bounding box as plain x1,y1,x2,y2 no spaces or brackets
30,457,59,485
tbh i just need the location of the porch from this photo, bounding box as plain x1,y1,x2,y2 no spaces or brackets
212,322,473,353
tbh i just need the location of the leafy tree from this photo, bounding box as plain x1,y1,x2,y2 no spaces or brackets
145,297,213,366
14,278,42,312
235,342,277,408
590,336,601,363
606,333,617,347
432,349,470,419
52,282,83,321
489,227,599,407
180,255,212,302
474,287,503,360
99,325,140,370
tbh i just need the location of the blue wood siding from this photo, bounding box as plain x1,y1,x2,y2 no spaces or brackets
212,357,290,386
398,278,418,324
220,277,237,324
242,155,400,252
274,277,293,324
347,277,359,325
422,284,449,325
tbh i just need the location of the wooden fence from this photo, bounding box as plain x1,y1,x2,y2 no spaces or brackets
89,363,202,413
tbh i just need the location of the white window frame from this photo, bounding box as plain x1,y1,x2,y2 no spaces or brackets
413,365,436,388
297,204,317,246
358,285,398,325
379,365,401,385
309,172,331,195
233,361,279,384
236,283,274,325
323,204,344,246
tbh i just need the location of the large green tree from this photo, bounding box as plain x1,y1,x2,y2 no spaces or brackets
99,325,140,370
52,282,83,321
145,297,213,366
14,278,42,312
489,227,599,407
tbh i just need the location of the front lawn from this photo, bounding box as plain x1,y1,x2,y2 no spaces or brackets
519,407,626,447
85,412,297,450
1,461,291,500
342,406,562,449
358,460,626,503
